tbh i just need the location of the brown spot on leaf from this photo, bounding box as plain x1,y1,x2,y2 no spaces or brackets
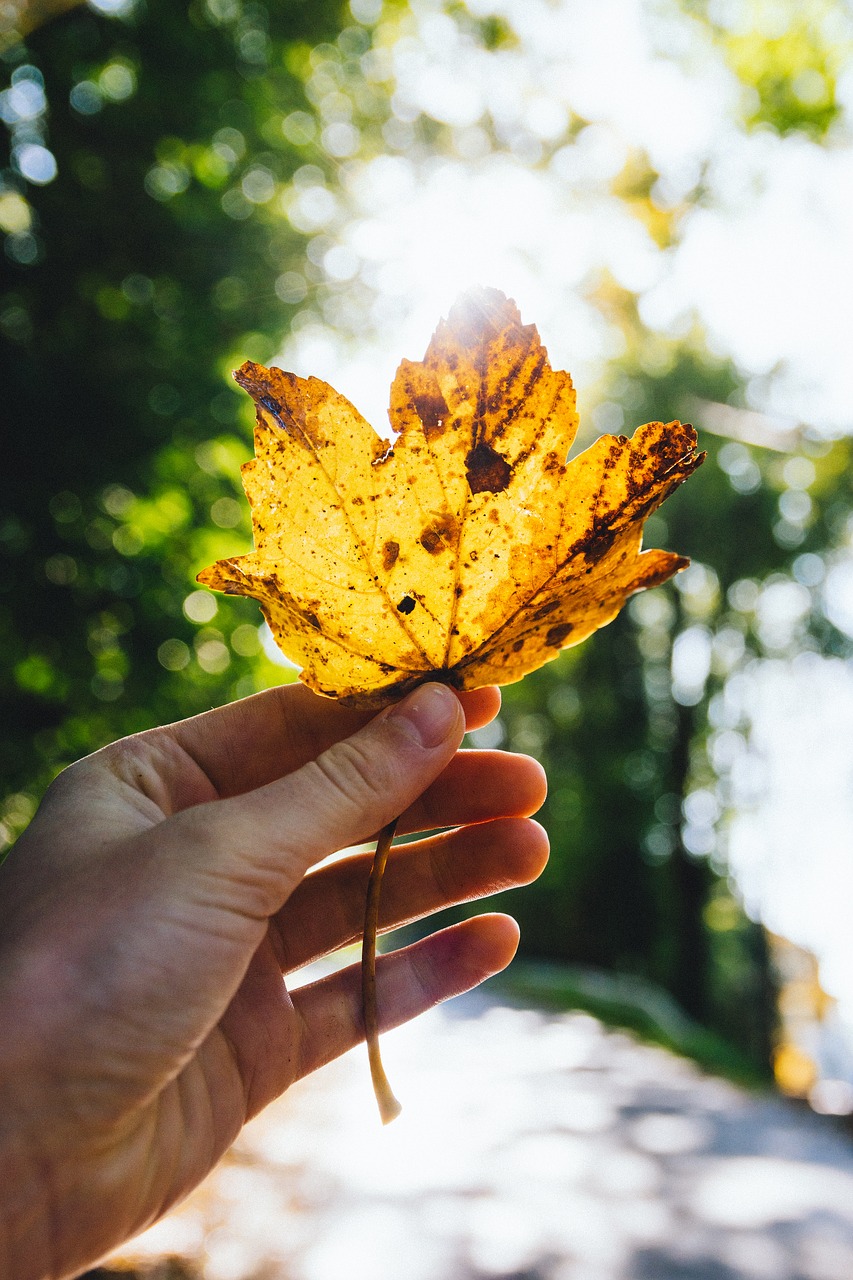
545,622,574,647
413,390,450,440
583,528,617,564
419,515,458,555
382,540,399,570
397,595,416,615
466,441,512,495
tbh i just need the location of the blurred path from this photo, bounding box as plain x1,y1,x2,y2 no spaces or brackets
113,993,853,1280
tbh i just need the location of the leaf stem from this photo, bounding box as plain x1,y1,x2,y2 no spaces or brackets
362,815,403,1124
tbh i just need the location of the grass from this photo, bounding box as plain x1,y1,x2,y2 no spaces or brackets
492,959,771,1089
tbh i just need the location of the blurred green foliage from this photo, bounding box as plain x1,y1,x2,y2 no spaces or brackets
1,0,350,834
684,0,852,138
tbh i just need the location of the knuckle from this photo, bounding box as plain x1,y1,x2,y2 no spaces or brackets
100,733,172,801
407,938,439,1006
428,840,458,904
312,736,396,814
99,733,147,777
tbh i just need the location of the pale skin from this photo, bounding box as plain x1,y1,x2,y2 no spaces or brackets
0,680,548,1280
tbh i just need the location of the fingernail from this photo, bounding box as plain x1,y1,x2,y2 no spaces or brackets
387,683,461,749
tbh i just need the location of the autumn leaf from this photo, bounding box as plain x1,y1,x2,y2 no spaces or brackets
198,288,703,705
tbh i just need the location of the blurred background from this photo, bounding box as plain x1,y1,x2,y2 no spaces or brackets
5,0,853,1275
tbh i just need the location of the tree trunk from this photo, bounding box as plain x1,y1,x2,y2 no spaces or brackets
668,698,712,1021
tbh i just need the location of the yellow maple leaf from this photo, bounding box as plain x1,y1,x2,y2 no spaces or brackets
198,288,702,703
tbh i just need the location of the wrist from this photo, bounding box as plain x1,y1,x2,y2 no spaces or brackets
0,972,71,1280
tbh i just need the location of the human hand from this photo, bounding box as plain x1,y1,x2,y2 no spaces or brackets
0,681,547,1280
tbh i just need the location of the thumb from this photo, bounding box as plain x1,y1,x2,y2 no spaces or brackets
163,682,466,915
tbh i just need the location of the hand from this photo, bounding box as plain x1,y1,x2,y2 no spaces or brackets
0,681,547,1280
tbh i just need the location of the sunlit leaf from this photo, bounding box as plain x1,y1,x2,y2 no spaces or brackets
199,288,703,706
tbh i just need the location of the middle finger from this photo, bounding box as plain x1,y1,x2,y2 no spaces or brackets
392,748,547,840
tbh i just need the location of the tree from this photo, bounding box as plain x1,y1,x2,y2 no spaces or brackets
1,0,348,848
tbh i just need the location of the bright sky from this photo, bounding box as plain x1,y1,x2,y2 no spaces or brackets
278,0,853,1051
283,0,853,434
